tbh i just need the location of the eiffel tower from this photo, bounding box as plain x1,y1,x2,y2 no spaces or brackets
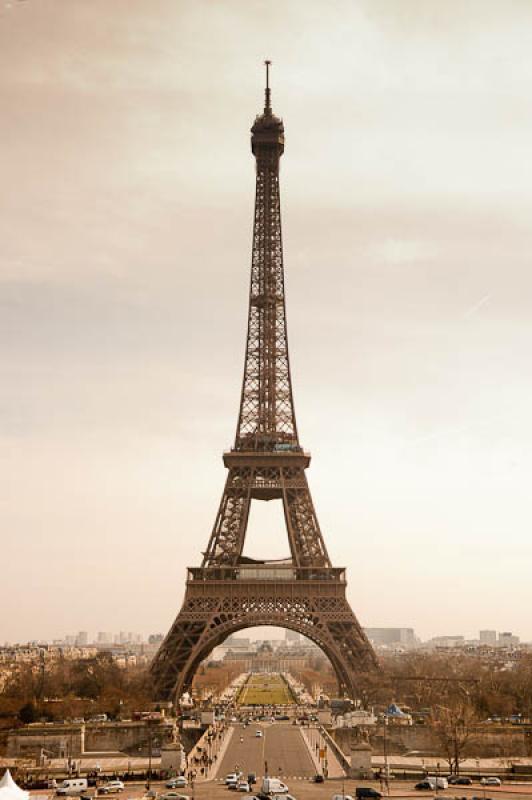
151,63,378,702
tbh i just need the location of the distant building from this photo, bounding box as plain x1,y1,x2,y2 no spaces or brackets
364,628,417,648
76,631,88,646
428,635,464,649
480,630,497,646
498,631,520,647
97,632,112,644
225,635,251,648
285,630,301,644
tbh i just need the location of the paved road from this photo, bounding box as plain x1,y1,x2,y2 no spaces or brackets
217,722,316,779
28,778,532,800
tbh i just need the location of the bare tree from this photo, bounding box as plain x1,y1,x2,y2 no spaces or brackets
431,701,477,774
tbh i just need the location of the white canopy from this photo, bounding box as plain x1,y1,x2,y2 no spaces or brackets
0,771,29,800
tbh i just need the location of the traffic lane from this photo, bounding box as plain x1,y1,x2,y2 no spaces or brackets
217,723,315,780
264,725,315,778
217,725,266,778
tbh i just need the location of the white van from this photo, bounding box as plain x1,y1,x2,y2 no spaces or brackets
261,778,289,794
56,779,88,796
427,777,448,790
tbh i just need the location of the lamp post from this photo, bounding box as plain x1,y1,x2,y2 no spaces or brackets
146,722,154,791
383,716,390,796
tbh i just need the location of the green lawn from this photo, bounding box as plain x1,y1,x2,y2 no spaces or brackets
237,674,295,705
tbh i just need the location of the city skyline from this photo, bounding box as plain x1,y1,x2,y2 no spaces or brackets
2,1,532,643
2,625,528,649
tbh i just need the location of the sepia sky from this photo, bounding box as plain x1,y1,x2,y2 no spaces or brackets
2,0,532,645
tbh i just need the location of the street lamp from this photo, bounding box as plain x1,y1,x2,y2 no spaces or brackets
382,716,390,796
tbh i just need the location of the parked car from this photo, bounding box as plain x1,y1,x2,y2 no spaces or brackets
331,795,354,800
57,780,89,796
165,779,187,789
415,781,435,791
313,775,324,783
237,783,250,792
448,777,473,786
355,789,382,799
159,794,188,800
247,774,257,786
255,730,263,738
427,778,448,790
480,777,501,786
98,783,125,795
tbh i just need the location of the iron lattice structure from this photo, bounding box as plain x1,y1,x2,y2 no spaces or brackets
151,66,378,702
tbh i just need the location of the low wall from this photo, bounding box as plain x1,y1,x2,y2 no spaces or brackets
7,720,176,760
8,724,84,758
331,723,532,760
85,721,174,755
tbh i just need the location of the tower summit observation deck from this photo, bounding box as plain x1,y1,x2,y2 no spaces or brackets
150,64,378,703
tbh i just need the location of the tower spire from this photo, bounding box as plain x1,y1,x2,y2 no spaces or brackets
264,59,271,113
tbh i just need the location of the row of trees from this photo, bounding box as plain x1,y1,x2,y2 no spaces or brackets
0,653,151,727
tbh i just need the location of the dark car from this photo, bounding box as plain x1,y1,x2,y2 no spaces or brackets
313,775,325,783
356,789,382,799
449,777,473,786
247,774,257,786
415,781,434,791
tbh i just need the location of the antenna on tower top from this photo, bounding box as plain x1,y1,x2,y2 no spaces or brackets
264,59,272,112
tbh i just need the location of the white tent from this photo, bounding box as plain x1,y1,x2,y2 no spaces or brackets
0,771,29,800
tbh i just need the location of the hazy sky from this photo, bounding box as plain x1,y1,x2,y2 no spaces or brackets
2,0,532,645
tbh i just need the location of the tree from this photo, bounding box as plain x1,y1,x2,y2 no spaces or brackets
431,701,477,774
18,702,37,724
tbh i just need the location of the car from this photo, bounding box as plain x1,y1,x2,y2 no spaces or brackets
480,777,501,786
226,774,243,785
313,775,324,783
57,779,89,796
355,790,382,799
247,775,257,786
415,781,435,791
166,779,187,789
255,730,263,738
99,784,124,795
159,795,188,800
448,777,472,786
261,779,289,795
331,795,354,800
237,783,250,793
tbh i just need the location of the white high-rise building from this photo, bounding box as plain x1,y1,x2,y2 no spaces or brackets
479,630,497,646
